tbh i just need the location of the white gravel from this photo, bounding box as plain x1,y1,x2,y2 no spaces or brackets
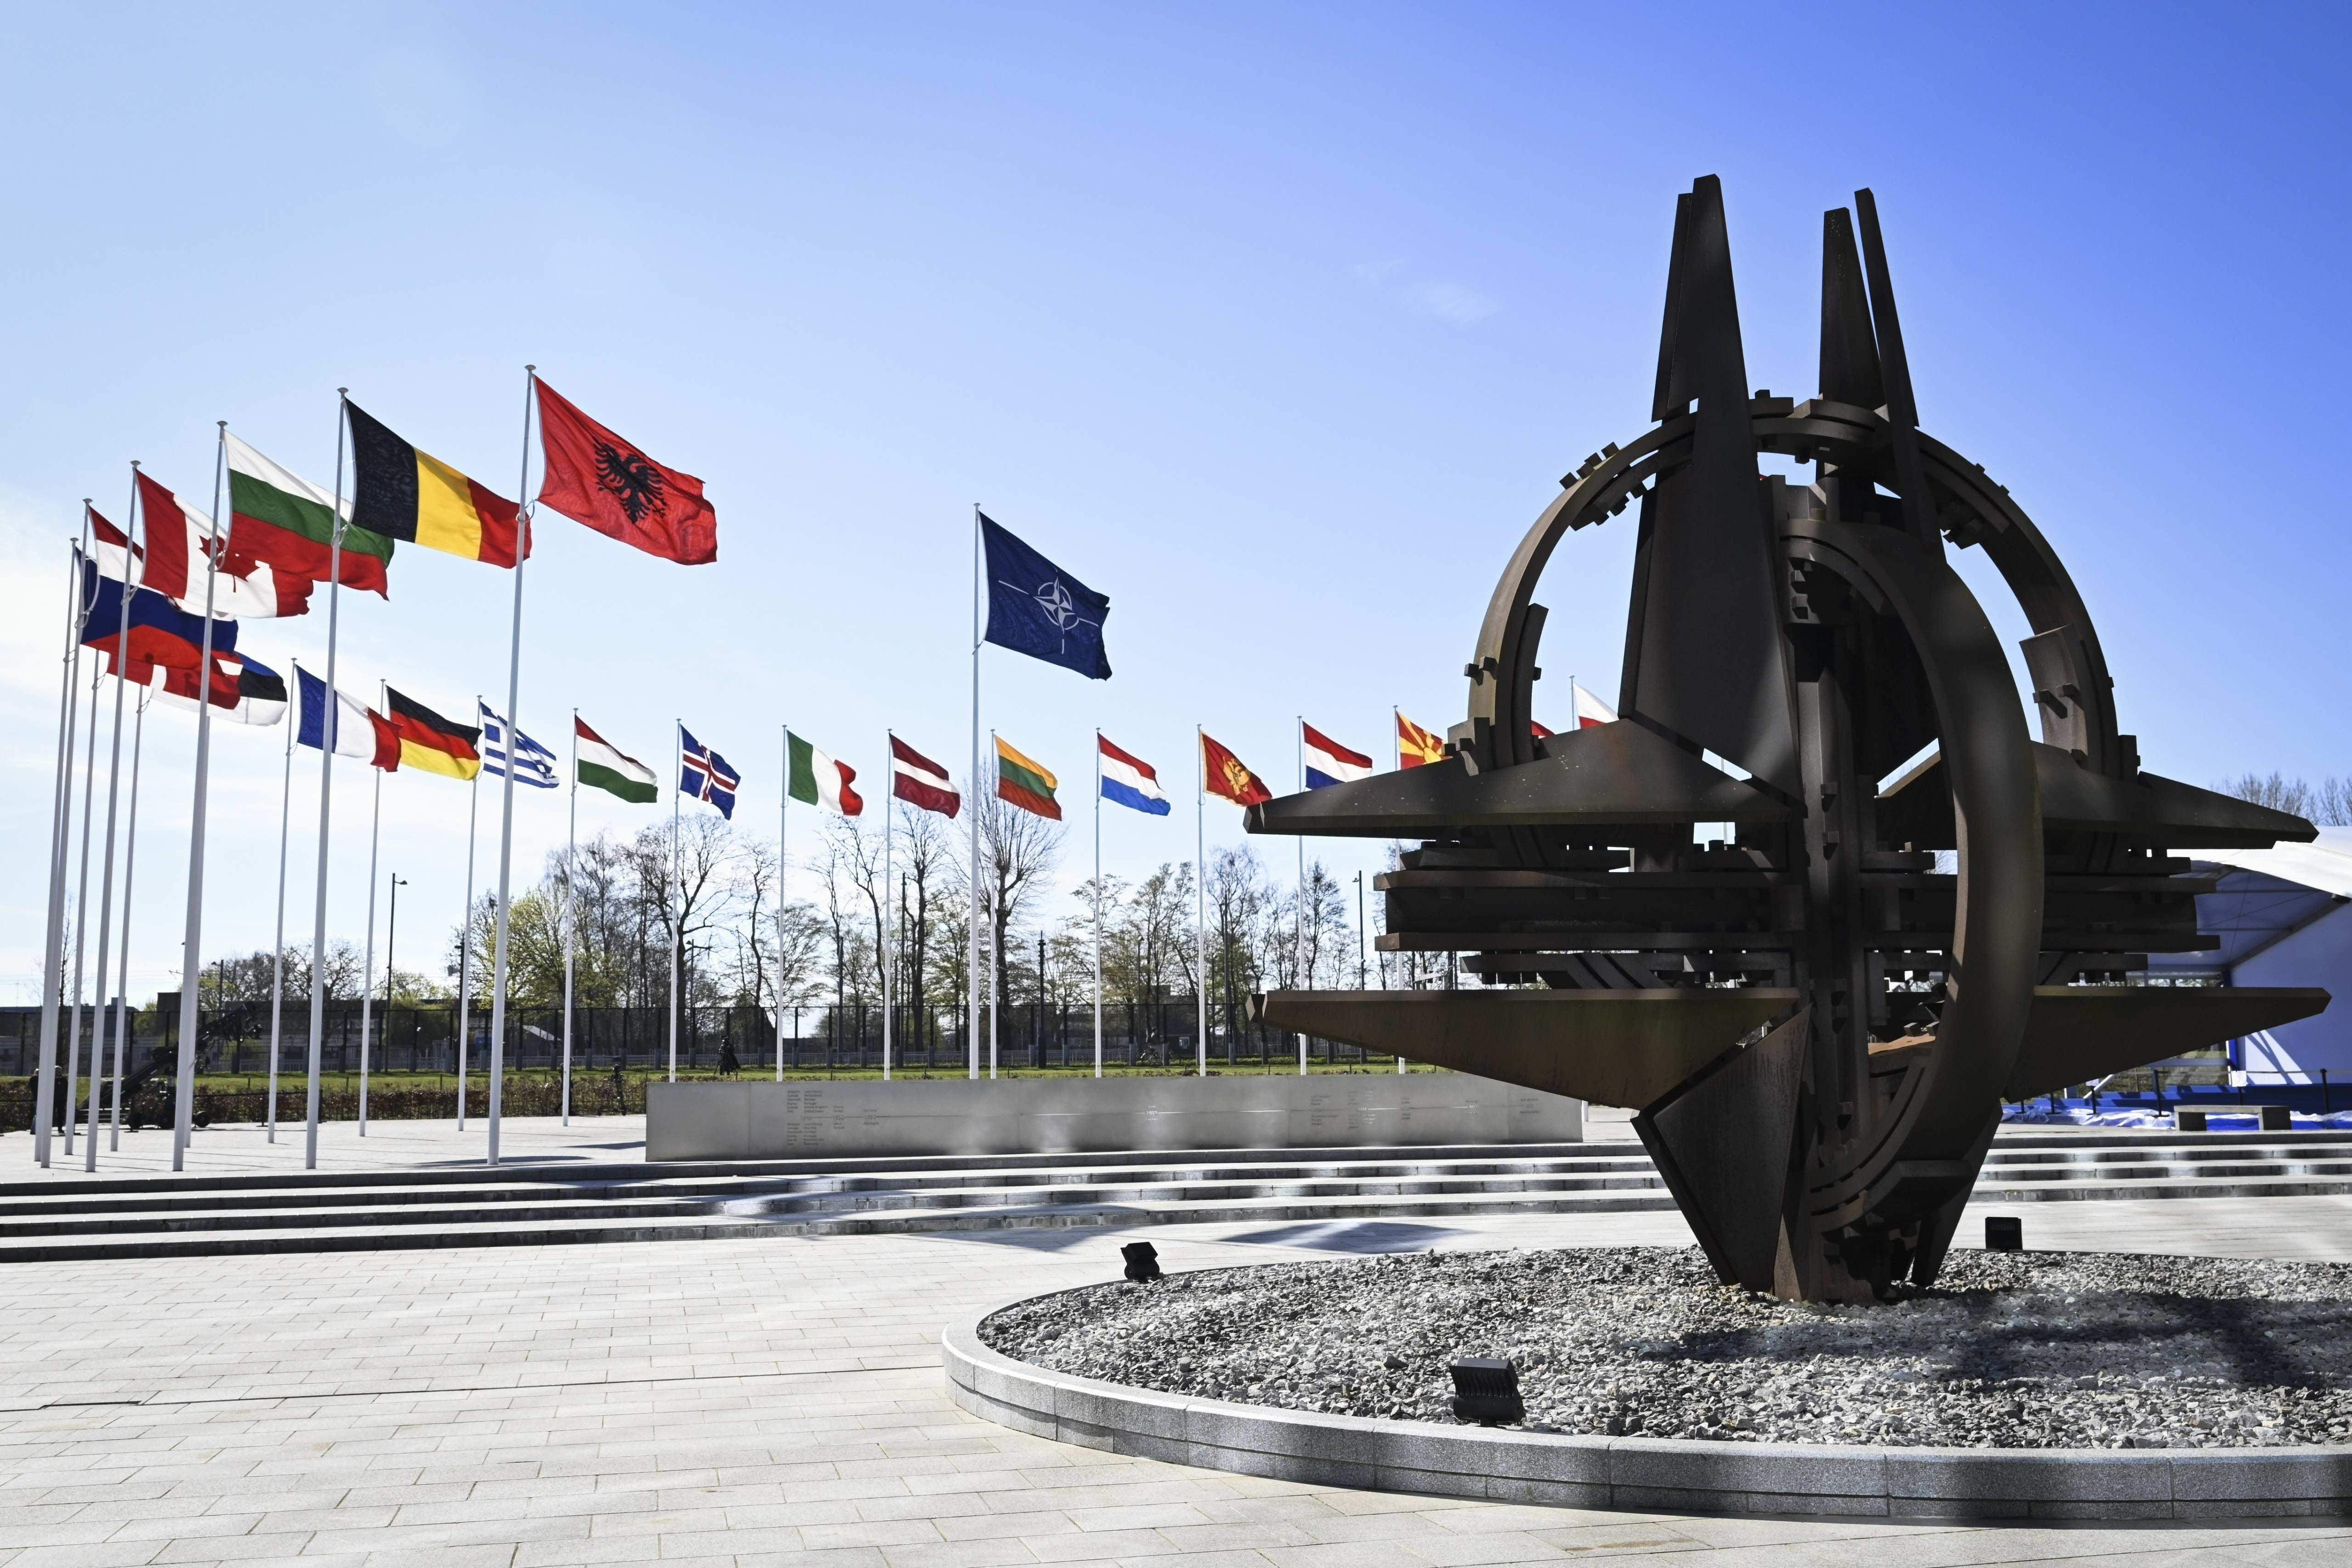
978,1245,2352,1449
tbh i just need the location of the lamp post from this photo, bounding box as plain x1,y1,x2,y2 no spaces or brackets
385,876,407,1062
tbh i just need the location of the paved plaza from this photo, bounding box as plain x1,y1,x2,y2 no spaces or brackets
6,1119,2352,1565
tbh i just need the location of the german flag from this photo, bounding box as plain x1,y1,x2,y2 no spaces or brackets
347,401,526,568
385,688,483,780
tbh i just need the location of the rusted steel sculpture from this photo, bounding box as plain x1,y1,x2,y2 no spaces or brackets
1249,179,2328,1303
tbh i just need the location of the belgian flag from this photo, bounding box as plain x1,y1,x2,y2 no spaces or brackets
385,688,483,780
347,401,526,568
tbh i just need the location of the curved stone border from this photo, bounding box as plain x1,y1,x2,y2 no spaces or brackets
944,1295,2352,1520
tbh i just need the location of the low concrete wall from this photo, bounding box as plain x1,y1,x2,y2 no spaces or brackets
645,1073,1582,1162
944,1306,2352,1519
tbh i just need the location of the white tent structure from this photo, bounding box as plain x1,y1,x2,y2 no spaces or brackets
2151,828,2352,1079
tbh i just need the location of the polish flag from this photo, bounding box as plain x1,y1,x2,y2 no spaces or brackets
1302,723,1373,790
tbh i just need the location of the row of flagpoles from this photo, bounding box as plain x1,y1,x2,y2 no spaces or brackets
33,372,1624,1173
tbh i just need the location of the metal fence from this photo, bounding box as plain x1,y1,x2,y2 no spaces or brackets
0,997,1396,1078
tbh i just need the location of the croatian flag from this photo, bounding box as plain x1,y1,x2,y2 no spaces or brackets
1302,723,1373,790
1098,734,1170,815
680,725,740,819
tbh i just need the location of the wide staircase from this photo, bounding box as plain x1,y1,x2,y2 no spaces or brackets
4,1128,2352,1263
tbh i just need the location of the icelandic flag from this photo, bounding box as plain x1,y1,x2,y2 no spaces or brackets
78,559,231,670
981,513,1111,680
680,725,740,819
1302,723,1373,790
1098,734,1170,816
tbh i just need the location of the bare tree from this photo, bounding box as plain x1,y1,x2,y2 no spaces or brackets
2220,773,2352,827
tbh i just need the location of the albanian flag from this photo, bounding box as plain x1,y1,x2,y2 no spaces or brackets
534,379,716,565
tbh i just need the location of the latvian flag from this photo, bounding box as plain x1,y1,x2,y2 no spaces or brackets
680,726,740,819
891,736,960,818
1098,735,1169,816
789,731,863,817
1302,723,1372,790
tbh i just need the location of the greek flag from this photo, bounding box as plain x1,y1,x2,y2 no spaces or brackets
480,703,558,789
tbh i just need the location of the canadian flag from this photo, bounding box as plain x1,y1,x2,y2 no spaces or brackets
134,471,312,619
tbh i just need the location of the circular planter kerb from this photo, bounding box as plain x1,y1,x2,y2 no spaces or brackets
943,1295,2352,1521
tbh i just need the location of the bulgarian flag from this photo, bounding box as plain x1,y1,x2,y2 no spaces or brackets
576,717,656,803
226,433,395,596
789,731,863,816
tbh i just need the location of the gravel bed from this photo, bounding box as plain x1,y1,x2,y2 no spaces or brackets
978,1245,2352,1449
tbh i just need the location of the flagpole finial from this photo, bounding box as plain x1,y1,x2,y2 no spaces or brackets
217,420,226,430
337,388,347,396
526,364,536,374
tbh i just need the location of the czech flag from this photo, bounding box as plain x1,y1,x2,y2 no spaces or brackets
1302,723,1372,790
1098,734,1169,816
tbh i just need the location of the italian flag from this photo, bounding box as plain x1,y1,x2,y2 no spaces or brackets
225,434,395,596
576,717,657,803
789,731,864,816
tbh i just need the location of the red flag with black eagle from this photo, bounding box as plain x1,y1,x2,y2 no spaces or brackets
533,379,717,565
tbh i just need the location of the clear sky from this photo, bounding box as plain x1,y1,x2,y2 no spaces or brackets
3,2,2346,1004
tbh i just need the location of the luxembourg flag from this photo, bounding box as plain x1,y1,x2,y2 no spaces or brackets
1098,734,1170,815
1303,722,1373,790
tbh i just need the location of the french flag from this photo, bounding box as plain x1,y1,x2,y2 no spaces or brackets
1098,734,1170,815
1303,723,1372,790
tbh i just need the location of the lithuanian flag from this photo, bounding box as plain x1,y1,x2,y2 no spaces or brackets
384,688,483,780
346,401,526,568
995,736,1060,821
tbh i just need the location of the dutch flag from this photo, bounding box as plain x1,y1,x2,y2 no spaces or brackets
1098,734,1170,815
1303,723,1373,790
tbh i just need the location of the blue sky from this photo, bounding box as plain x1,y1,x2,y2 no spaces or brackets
3,2,2346,1003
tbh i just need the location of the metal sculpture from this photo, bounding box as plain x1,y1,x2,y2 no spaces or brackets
1248,178,2329,1303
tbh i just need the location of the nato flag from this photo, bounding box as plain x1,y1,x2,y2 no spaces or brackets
981,513,1111,680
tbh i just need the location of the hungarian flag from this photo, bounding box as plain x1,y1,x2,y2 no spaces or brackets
296,668,400,769
133,472,313,619
226,434,395,596
1202,732,1271,806
891,735,960,818
1396,710,1446,768
346,400,526,567
150,651,288,726
788,731,862,816
385,688,482,779
995,736,1060,821
534,379,716,565
576,717,657,803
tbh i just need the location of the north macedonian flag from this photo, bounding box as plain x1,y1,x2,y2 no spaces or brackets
384,688,483,779
226,434,395,596
1396,710,1446,768
1201,732,1271,807
346,401,526,568
995,736,1060,821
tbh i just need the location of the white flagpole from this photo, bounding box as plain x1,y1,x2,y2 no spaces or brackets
968,505,982,1082
267,662,295,1141
1392,706,1401,772
358,680,384,1138
173,423,232,1172
987,729,998,1081
484,365,536,1168
304,396,349,1172
65,573,107,1159
456,715,479,1130
669,719,681,1084
1195,725,1207,1079
882,730,894,1082
1092,730,1102,1079
1296,716,1306,1077
777,724,788,1081
34,521,93,1166
562,708,577,1124
790,724,799,1081
111,685,150,1148
81,466,143,1171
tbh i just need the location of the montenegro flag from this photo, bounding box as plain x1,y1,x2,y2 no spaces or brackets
1200,732,1271,807
347,401,526,568
385,688,483,780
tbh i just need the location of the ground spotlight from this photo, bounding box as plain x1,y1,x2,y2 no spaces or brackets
1121,1241,1162,1282
1448,1357,1523,1424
